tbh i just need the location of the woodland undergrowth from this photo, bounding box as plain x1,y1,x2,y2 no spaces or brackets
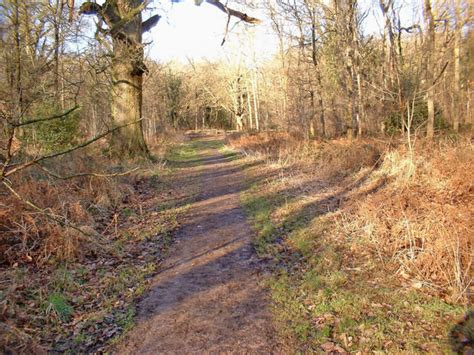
0,133,188,353
229,131,473,352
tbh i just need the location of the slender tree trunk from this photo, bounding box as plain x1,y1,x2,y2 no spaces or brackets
424,0,435,139
394,12,406,135
309,5,326,138
13,0,22,120
252,69,259,131
452,0,462,131
380,0,402,134
54,0,63,96
309,90,315,138
195,106,199,131
352,2,363,137
337,0,360,137
357,71,363,136
236,114,243,131
246,79,253,130
61,60,66,110
379,1,394,90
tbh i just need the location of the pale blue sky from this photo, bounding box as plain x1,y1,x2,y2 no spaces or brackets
79,0,423,63
144,0,422,63
144,0,276,63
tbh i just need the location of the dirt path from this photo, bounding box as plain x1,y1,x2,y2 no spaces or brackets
115,135,280,354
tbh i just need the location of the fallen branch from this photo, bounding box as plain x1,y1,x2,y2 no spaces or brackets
2,180,114,254
35,163,140,180
4,119,143,178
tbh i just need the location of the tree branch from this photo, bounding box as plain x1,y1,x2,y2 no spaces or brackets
11,106,79,127
4,119,143,177
142,14,161,33
35,164,139,180
398,24,421,33
221,14,232,45
205,0,261,24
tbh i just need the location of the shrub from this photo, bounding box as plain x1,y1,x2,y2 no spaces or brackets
22,102,81,153
384,100,447,135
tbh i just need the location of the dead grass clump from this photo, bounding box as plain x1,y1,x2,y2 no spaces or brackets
228,132,384,179
342,140,473,302
0,150,137,267
228,132,308,163
235,132,471,303
312,139,383,179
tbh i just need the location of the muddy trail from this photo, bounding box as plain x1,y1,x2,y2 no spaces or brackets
116,134,280,353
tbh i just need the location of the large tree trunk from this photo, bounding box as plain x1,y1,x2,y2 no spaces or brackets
109,1,149,157
111,40,148,156
80,0,258,154
80,0,157,157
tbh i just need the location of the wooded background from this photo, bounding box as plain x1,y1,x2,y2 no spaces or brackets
1,0,472,159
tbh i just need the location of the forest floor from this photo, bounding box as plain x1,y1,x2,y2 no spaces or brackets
115,133,468,353
2,132,469,353
228,132,470,353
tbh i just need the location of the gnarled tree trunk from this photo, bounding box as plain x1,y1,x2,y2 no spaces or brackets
111,38,148,155
80,0,259,155
80,0,160,157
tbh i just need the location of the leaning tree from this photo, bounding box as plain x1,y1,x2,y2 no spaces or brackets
80,0,260,157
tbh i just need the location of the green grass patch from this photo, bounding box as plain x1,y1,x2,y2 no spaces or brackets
241,185,276,255
45,293,74,322
166,139,224,162
166,143,198,164
267,253,463,352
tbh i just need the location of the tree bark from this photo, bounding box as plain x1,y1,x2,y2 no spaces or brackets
452,0,462,132
80,0,154,157
424,0,435,139
110,14,149,156
111,38,148,156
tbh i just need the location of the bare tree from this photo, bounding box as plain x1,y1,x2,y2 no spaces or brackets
79,0,260,157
